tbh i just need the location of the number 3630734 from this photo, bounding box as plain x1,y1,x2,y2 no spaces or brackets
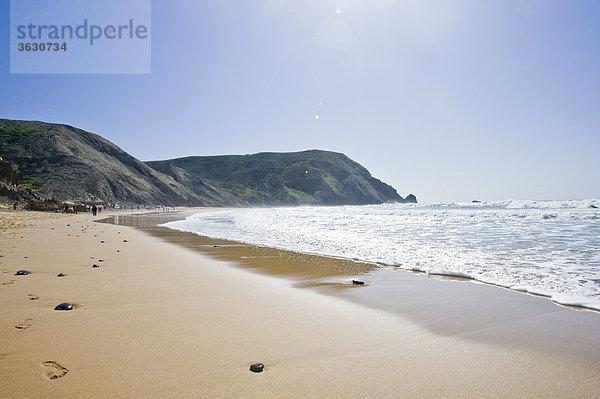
17,42,67,52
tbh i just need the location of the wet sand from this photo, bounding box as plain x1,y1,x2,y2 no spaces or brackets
107,212,600,364
1,209,599,398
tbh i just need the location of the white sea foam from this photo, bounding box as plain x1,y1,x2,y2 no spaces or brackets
162,200,600,311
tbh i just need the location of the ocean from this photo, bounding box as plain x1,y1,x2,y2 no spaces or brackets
161,199,600,311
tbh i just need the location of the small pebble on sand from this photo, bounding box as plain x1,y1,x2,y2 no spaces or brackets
249,363,264,373
54,303,73,311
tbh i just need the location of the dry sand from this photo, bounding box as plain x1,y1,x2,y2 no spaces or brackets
1,209,599,398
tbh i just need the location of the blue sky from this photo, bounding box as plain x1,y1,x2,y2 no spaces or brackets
1,0,599,202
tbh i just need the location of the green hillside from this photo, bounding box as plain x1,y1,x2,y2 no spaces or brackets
147,151,415,205
0,119,416,206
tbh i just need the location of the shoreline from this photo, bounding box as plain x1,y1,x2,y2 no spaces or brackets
107,210,600,312
106,211,600,364
155,203,600,313
1,209,599,398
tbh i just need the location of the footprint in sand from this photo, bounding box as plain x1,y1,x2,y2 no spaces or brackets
2,280,15,287
14,318,32,330
41,361,68,380
27,294,39,301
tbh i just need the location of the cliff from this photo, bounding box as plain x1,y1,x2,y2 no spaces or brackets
148,151,415,205
0,119,416,206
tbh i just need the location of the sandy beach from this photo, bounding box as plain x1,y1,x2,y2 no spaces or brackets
1,209,599,398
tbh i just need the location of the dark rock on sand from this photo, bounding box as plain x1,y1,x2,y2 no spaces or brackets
92,264,99,268
249,363,264,373
15,270,30,275
352,280,365,285
54,303,73,311
57,273,66,277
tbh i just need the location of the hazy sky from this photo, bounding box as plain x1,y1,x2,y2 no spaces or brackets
1,0,599,203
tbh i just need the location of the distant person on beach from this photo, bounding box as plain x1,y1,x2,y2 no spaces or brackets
92,205,97,216
13,201,18,210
